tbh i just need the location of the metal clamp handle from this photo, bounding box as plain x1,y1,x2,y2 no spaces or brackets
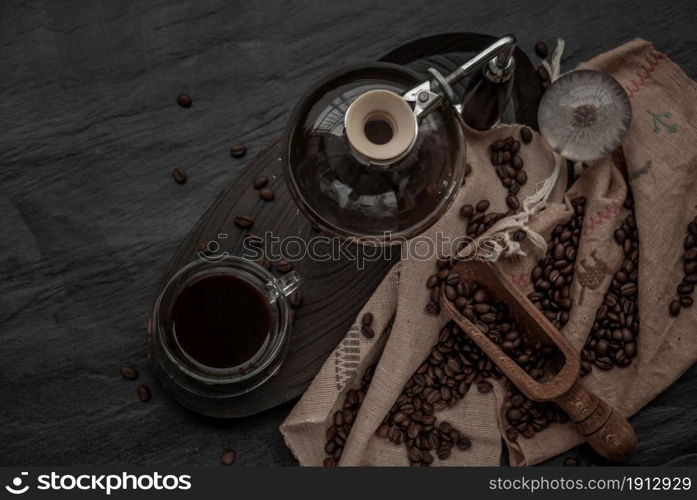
403,35,517,119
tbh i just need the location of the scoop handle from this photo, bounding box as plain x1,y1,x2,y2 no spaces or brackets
553,379,637,462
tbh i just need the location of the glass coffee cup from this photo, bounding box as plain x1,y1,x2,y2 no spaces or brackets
148,256,300,417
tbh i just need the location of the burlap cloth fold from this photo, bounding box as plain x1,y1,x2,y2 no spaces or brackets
281,39,697,466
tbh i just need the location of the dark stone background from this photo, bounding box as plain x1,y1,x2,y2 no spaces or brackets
1,0,696,466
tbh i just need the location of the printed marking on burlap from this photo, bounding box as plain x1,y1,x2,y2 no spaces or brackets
628,160,652,181
624,50,665,99
576,248,611,306
334,325,361,391
583,201,623,235
647,111,677,134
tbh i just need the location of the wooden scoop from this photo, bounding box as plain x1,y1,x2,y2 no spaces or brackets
441,259,637,462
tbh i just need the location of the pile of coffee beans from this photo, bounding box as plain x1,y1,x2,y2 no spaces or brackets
489,136,528,211
503,383,568,441
458,199,511,240
580,197,640,374
375,320,486,466
669,213,697,317
527,196,587,330
323,365,375,466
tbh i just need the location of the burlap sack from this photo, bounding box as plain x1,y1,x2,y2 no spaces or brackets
281,39,697,466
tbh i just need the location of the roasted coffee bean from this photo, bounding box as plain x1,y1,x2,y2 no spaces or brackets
515,170,527,185
511,155,524,170
563,456,580,467
289,291,303,308
120,366,138,381
476,200,490,212
535,41,549,58
230,144,247,158
514,230,527,242
234,215,253,228
426,301,440,315
670,299,682,317
276,260,293,273
259,187,275,201
477,381,493,394
460,204,475,218
253,175,268,189
361,325,375,339
520,127,533,144
137,384,151,402
506,195,520,210
172,168,187,184
426,275,439,288
176,94,192,108
362,313,374,326
220,449,236,465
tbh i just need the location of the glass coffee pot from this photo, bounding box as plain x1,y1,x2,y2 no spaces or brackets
283,35,517,245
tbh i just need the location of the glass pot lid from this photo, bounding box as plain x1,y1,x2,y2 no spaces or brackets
282,63,465,245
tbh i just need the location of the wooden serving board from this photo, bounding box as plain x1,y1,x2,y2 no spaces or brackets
152,33,542,417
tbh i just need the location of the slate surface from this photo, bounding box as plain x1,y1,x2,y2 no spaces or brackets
1,0,696,467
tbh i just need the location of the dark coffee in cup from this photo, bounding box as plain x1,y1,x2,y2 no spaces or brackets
171,275,272,370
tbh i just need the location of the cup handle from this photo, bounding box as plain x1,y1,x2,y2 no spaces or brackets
267,271,301,303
